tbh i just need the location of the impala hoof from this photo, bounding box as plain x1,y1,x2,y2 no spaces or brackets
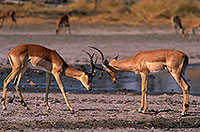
142,110,146,113
70,109,75,114
181,114,185,117
47,107,51,112
137,109,142,113
181,112,186,117
2,106,7,111
25,107,30,110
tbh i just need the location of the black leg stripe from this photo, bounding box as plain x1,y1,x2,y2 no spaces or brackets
1,98,5,103
185,104,189,108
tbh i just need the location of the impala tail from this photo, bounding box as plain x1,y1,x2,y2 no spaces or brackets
182,55,189,75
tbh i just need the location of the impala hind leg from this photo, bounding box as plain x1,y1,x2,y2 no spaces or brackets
53,73,73,112
171,73,190,116
64,22,71,34
68,25,71,34
44,73,51,111
138,73,148,113
1,69,19,110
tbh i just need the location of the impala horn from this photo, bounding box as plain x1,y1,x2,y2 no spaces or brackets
82,49,104,71
88,46,109,66
82,50,96,74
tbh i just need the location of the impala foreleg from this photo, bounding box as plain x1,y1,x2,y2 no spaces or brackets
63,24,67,34
64,21,71,34
138,73,148,113
192,28,199,41
45,73,51,111
143,79,148,113
56,25,60,35
13,69,30,110
54,73,73,111
188,29,194,40
11,15,17,28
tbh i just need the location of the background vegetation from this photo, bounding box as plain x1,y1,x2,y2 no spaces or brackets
1,0,200,27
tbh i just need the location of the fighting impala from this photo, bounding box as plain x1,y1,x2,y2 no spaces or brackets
90,46,190,116
56,15,71,35
0,10,17,28
1,44,96,112
182,20,200,40
170,15,184,34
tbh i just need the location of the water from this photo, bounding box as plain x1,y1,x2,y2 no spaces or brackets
0,64,200,95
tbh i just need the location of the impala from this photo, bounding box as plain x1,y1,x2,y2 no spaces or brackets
1,44,96,112
170,15,184,34
56,15,71,35
0,10,17,28
90,46,190,116
182,20,200,40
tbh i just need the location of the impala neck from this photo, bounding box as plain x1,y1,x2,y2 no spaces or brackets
63,66,84,80
109,58,134,72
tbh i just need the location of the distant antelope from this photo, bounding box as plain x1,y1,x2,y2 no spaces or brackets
56,15,71,35
0,10,17,28
182,21,200,41
170,15,184,34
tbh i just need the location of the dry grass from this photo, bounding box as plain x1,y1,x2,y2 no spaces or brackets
1,0,200,27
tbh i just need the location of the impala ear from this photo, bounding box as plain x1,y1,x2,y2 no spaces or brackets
113,55,119,60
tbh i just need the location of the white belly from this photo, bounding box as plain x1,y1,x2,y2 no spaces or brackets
27,62,51,73
149,68,169,76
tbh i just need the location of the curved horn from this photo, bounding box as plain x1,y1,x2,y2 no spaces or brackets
82,50,95,74
82,49,104,71
88,46,105,63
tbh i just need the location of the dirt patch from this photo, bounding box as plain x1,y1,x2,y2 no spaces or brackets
0,92,200,131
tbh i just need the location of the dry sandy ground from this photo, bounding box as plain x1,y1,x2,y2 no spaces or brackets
0,92,200,132
0,24,200,131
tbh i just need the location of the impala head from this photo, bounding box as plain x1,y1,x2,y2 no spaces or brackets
80,50,97,90
89,46,118,83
